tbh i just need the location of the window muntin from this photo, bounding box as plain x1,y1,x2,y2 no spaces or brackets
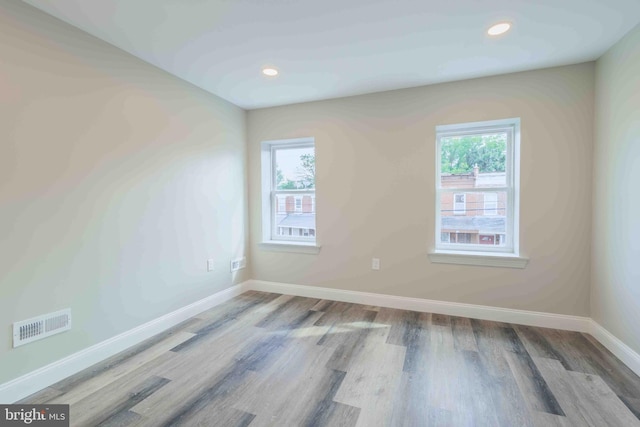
435,119,519,254
262,138,316,244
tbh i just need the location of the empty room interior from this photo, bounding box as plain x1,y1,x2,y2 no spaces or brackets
1,0,640,425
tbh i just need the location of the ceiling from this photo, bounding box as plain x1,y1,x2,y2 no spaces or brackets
20,0,640,110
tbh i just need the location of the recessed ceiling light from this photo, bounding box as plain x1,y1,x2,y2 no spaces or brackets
262,67,278,77
487,22,511,36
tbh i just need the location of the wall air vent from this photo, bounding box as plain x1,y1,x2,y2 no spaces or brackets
230,256,247,272
12,309,72,348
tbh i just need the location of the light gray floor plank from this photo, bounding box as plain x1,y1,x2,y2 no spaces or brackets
534,356,604,427
471,319,535,427
501,327,564,416
567,370,640,427
427,323,459,413
450,315,479,353
459,350,501,426
532,411,574,427
332,321,405,426
233,338,336,416
49,331,193,405
71,353,174,427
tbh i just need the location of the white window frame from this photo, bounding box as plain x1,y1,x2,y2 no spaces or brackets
260,137,318,250
484,192,498,216
454,193,466,215
434,118,521,258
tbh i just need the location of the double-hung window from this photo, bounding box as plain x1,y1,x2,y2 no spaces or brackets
261,137,316,245
435,118,520,257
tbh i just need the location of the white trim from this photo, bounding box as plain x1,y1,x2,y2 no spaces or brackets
436,117,521,134
5,279,640,404
589,320,640,377
244,280,589,332
258,242,321,254
512,119,521,256
435,117,520,256
244,280,640,377
261,137,316,245
428,251,529,268
260,145,272,243
0,283,248,404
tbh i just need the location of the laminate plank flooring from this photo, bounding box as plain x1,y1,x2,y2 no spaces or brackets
21,291,640,426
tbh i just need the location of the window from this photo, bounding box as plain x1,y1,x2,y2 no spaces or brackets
454,193,466,215
261,137,316,244
435,118,520,255
484,192,498,215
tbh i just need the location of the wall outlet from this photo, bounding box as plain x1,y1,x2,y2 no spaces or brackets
230,256,247,272
207,259,215,272
372,258,380,270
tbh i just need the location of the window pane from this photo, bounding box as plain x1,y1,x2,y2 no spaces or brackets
440,191,507,247
274,192,316,239
275,146,315,190
440,133,507,188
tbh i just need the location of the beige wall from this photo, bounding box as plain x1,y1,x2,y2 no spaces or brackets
248,63,595,316
0,1,249,384
592,24,640,354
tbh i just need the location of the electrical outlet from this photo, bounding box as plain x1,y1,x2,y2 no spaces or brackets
207,259,215,272
372,258,380,270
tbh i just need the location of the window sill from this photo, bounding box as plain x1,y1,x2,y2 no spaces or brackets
428,250,528,269
259,241,321,254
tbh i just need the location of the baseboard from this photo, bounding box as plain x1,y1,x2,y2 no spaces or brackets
0,282,249,404
246,280,640,376
245,280,591,332
5,279,639,403
589,320,640,377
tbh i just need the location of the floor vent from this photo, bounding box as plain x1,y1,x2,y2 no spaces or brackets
13,309,72,348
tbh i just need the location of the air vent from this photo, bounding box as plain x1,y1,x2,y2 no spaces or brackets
230,256,246,272
13,309,72,348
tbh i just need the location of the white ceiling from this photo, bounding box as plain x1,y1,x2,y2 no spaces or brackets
20,0,640,109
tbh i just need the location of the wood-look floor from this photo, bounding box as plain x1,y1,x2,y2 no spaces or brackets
21,291,640,426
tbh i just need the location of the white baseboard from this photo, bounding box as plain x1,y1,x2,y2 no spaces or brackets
589,320,640,377
4,279,640,403
245,280,591,332
246,280,640,377
0,283,248,404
